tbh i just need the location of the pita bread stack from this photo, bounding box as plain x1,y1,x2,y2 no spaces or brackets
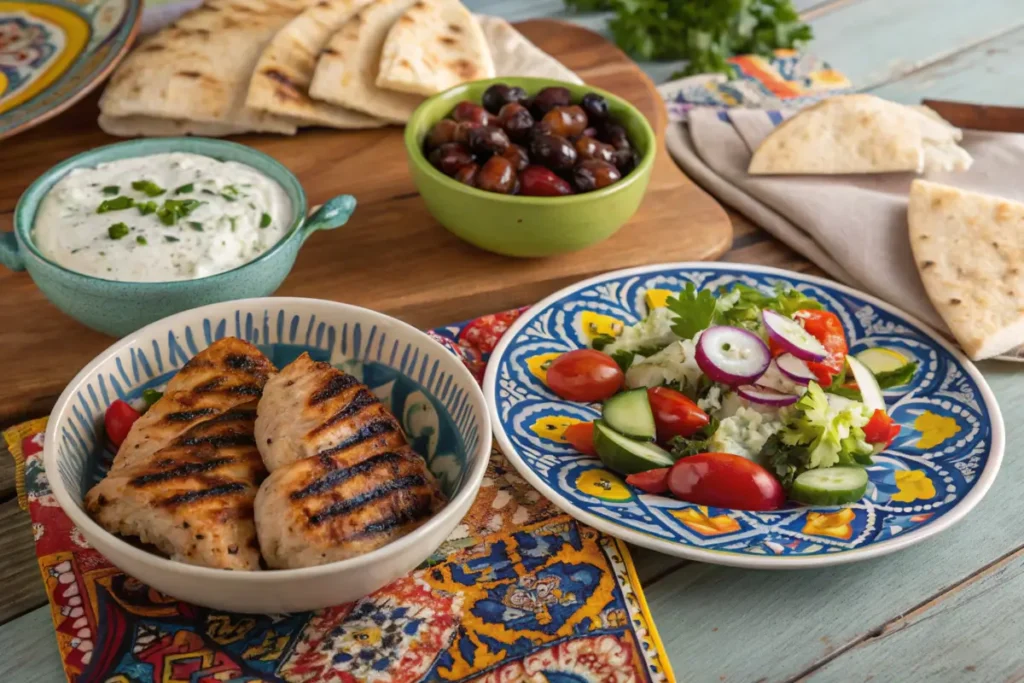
908,180,1024,360
99,0,576,136
748,95,973,175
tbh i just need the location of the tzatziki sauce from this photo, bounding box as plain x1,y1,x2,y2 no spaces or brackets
33,152,293,282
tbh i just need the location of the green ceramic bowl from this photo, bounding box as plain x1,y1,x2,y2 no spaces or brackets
405,77,656,257
0,138,356,337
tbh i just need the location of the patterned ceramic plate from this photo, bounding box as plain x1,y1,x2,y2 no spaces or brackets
0,0,141,140
484,263,1005,568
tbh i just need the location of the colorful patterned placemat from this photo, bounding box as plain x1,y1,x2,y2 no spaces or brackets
3,308,675,683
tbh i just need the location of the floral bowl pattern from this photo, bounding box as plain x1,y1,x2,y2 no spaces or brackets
484,263,1005,568
0,0,141,140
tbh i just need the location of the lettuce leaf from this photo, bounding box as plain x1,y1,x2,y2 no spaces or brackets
768,382,874,473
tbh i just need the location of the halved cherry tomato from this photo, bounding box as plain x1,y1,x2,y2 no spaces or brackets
793,309,848,384
646,387,710,443
105,399,141,448
546,349,624,402
864,409,900,447
667,452,785,511
563,422,597,456
626,468,670,494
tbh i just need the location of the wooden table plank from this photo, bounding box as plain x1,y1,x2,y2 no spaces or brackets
870,25,1024,106
803,547,1024,682
638,362,1023,683
0,499,46,624
0,608,63,683
805,0,1024,90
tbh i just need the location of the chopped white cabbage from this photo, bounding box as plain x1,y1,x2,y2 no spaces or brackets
603,307,679,356
625,336,703,390
709,406,783,460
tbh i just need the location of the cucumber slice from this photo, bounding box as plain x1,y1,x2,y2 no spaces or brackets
790,467,868,506
846,355,886,412
602,388,656,440
592,421,674,475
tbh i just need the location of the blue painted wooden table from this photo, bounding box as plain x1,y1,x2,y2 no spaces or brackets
3,1,1023,680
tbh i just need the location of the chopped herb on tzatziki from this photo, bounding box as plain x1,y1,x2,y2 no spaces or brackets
33,153,292,282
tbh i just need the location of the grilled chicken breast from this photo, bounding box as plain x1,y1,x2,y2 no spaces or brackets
254,354,446,569
86,338,276,571
116,337,275,471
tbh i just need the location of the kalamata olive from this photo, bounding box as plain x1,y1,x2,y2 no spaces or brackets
468,125,510,157
542,105,588,138
425,119,458,149
581,93,610,122
530,86,572,118
530,133,577,172
572,159,622,192
429,142,474,176
520,165,573,197
598,123,631,151
476,156,517,194
574,136,615,164
614,148,640,174
501,143,530,172
453,121,482,145
454,163,479,186
452,100,495,125
498,102,535,143
482,84,528,115
581,126,597,139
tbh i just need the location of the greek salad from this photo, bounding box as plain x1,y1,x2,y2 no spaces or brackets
547,283,918,511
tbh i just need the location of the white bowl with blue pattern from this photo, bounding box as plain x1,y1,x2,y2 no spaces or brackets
43,298,491,612
484,264,1005,568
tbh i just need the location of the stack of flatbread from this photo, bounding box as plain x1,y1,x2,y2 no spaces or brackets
99,0,580,136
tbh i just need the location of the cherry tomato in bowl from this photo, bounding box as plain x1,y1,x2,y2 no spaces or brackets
546,349,623,402
563,422,597,456
864,409,901,447
646,387,710,443
667,452,785,511
105,399,141,448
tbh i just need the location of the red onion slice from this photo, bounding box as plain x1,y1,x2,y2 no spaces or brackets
775,353,817,385
695,326,771,386
737,384,800,407
762,310,827,362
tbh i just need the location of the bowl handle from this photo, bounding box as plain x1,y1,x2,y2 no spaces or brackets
301,195,357,243
0,232,24,272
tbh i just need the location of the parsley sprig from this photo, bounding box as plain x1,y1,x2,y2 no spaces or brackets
563,0,812,77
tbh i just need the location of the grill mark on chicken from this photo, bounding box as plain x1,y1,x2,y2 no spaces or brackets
166,408,218,422
352,497,434,538
315,418,397,457
204,408,256,424
290,451,402,500
130,458,235,487
309,372,359,405
178,432,257,449
225,353,270,375
307,475,426,525
163,482,248,506
307,388,379,436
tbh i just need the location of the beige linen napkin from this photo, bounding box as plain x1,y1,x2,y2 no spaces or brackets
666,106,1024,358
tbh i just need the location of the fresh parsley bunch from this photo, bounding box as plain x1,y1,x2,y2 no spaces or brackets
563,0,813,77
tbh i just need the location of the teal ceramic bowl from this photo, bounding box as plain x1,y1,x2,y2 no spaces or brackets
0,137,356,337
405,77,656,257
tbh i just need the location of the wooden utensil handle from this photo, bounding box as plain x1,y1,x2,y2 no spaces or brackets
922,99,1024,133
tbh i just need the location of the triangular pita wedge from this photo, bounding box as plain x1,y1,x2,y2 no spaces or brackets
479,16,582,84
99,113,254,138
376,0,494,96
909,179,1024,360
309,0,426,123
246,0,386,129
748,95,972,176
100,0,313,134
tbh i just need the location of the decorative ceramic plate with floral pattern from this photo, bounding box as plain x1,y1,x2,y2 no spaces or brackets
0,0,141,140
484,263,1004,568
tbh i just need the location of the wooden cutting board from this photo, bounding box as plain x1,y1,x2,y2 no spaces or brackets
0,19,732,425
